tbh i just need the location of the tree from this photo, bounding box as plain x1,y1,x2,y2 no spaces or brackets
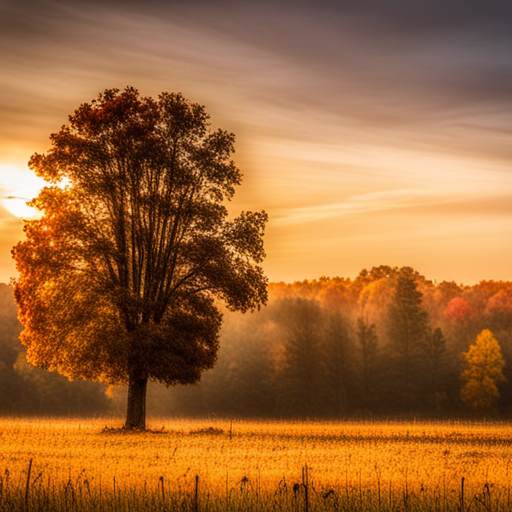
0,284,24,413
445,297,473,322
461,329,506,414
421,327,447,412
323,311,353,416
356,316,379,411
387,267,429,412
0,284,110,416
484,290,512,332
12,87,268,429
276,298,325,417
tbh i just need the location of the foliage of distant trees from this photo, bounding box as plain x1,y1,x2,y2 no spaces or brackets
160,266,512,419
2,265,512,419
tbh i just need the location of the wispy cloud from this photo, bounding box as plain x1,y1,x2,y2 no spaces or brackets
274,189,451,225
0,0,511,283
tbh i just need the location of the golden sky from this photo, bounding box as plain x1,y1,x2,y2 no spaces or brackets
1,0,511,285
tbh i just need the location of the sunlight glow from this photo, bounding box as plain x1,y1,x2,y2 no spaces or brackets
3,197,37,219
0,163,44,219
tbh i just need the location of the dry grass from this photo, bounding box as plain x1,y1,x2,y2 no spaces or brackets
0,417,511,511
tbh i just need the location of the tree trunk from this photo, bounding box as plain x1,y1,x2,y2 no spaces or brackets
125,375,148,429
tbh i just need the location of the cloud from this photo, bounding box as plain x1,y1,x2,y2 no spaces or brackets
0,0,511,284
273,187,512,226
275,189,439,225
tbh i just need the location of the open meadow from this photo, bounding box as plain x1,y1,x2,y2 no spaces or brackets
0,418,511,511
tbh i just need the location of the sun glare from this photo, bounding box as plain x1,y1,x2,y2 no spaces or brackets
3,197,37,219
0,163,44,219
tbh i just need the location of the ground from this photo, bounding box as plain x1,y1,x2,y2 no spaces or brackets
0,418,510,511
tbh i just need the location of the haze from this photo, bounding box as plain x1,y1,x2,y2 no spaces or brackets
1,0,511,285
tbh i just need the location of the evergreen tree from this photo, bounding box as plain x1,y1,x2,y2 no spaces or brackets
422,327,447,413
277,298,325,418
387,267,429,412
323,312,353,416
356,316,379,411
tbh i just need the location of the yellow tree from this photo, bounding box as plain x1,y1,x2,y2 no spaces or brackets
461,329,506,413
12,87,268,429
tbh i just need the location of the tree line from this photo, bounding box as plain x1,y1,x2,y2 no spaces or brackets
1,266,510,419
161,265,512,419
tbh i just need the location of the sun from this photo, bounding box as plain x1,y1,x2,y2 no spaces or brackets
3,196,38,219
0,163,45,219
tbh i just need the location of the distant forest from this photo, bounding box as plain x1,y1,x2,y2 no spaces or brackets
1,266,512,419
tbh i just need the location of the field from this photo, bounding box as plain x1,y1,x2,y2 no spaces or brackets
0,418,511,511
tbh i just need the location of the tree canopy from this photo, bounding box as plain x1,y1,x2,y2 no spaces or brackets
12,87,268,428
3,266,512,418
461,329,506,413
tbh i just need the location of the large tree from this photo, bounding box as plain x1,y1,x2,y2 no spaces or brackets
12,87,268,429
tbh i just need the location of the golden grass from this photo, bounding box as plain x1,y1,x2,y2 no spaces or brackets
0,417,511,511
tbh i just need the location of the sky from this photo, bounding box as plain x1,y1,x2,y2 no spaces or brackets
1,0,511,285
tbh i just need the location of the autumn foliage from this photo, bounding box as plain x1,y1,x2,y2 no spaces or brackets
461,329,506,413
159,267,512,418
1,267,512,418
12,87,267,428
445,297,473,321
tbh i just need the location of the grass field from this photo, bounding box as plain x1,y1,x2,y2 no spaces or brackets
0,417,510,511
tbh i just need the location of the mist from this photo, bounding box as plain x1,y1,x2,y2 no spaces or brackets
2,268,511,419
